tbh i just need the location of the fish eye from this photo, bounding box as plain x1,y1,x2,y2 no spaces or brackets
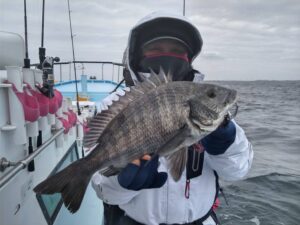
207,89,216,98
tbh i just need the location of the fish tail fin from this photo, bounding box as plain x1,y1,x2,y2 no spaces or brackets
33,158,92,213
167,147,187,181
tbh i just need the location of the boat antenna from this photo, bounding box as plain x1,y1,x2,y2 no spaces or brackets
183,0,185,16
23,0,35,172
67,0,81,115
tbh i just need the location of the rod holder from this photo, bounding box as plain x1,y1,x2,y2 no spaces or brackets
6,66,27,145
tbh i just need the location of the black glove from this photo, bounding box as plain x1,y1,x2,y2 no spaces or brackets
201,120,236,155
117,155,168,191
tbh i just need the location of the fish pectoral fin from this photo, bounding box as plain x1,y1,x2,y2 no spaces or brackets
157,125,190,181
167,147,187,182
101,166,120,177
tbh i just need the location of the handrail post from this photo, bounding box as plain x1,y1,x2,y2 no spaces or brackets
112,64,114,82
59,64,62,82
69,63,71,80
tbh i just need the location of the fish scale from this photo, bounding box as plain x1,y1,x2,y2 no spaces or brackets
93,89,189,167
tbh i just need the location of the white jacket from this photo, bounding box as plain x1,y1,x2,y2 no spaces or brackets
92,91,253,225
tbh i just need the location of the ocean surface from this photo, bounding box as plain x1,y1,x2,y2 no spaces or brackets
209,81,300,225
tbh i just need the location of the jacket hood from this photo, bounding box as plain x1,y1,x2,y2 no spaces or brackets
123,12,203,82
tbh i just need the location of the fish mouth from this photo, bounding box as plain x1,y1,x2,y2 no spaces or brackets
191,118,215,132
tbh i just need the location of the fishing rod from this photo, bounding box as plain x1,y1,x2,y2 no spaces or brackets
36,0,45,164
23,0,30,68
23,0,35,172
36,0,60,157
36,0,60,99
67,0,81,115
36,0,46,156
38,0,46,68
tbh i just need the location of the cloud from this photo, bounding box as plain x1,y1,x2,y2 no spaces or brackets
0,0,299,80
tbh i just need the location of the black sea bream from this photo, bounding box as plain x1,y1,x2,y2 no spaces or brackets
34,71,237,213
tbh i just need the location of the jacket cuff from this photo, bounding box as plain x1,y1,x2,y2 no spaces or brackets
201,121,236,155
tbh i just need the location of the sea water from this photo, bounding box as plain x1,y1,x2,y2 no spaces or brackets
209,81,300,225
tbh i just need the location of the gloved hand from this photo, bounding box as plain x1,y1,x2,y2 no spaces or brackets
117,155,168,191
201,120,236,155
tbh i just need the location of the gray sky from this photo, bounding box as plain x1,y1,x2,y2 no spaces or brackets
1,0,300,80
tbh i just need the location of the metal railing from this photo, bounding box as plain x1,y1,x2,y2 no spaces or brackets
0,128,64,189
53,61,124,83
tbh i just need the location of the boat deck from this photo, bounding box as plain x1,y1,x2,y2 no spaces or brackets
55,79,123,104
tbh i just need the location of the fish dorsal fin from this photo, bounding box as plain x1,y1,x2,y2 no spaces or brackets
131,68,170,94
83,69,170,149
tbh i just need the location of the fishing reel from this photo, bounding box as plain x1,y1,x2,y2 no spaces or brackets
36,56,60,98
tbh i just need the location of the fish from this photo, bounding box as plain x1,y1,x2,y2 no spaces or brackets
33,70,237,213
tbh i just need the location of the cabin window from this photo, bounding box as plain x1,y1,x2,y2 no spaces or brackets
36,142,79,225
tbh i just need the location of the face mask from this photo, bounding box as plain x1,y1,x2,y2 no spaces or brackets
138,54,192,81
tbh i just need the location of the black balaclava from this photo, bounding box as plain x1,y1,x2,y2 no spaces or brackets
138,52,193,81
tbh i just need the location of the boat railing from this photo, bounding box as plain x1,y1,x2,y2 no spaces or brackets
52,61,124,83
0,128,64,189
